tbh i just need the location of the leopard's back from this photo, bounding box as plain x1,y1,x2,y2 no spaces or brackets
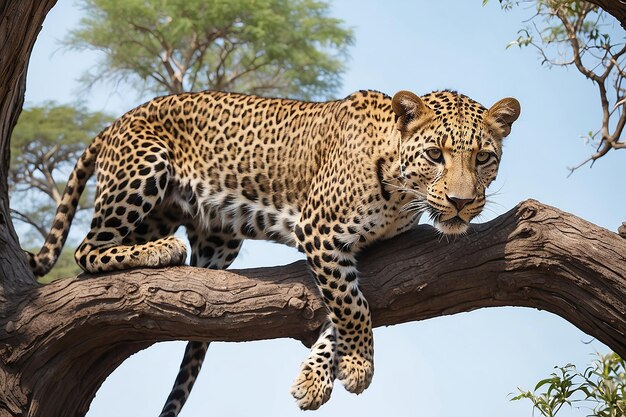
94,91,353,252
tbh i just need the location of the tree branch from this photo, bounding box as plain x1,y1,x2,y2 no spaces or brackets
586,0,626,30
128,22,182,93
36,167,61,205
536,2,626,173
224,55,270,88
1,199,625,417
147,69,175,93
555,5,601,83
9,208,47,241
211,40,238,90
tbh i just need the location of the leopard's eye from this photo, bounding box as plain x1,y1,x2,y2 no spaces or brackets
476,151,492,164
425,148,443,163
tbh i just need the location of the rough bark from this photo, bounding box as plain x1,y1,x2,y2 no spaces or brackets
587,0,626,29
1,200,625,417
0,1,56,294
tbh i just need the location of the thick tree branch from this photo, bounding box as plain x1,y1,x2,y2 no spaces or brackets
587,0,626,30
1,199,625,417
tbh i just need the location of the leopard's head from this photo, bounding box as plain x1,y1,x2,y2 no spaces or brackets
391,90,520,235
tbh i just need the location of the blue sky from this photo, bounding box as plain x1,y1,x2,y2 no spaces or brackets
23,1,624,417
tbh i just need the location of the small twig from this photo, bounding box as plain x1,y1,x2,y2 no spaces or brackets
10,208,48,241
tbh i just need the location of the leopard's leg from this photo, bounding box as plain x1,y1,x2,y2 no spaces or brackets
187,226,242,270
290,322,337,410
290,221,373,409
121,209,182,246
158,226,242,417
74,148,186,273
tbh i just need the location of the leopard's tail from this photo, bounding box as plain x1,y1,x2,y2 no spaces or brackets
24,137,102,276
158,341,210,417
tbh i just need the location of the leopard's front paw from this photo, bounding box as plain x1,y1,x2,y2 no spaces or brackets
146,236,187,267
160,236,188,266
336,354,373,394
290,362,334,410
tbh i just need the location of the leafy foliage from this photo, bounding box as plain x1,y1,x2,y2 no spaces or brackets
64,0,353,99
512,352,626,417
495,0,626,172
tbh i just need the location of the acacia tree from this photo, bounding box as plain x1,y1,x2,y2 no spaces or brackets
9,102,111,244
499,0,625,173
0,1,625,417
64,0,353,98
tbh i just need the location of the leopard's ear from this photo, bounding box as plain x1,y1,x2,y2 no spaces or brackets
486,97,521,138
392,91,434,136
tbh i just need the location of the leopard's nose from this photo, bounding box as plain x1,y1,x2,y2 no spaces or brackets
446,194,475,211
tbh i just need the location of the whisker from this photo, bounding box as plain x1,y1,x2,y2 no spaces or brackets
484,199,506,210
382,174,408,184
383,182,427,199
486,180,507,198
485,190,503,198
480,207,501,217
400,202,428,214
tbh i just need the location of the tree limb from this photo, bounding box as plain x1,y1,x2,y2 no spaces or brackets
9,209,47,241
538,2,626,174
586,0,626,30
19,175,58,203
555,5,601,83
36,166,61,205
1,199,625,417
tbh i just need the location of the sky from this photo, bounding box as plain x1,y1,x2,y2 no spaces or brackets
22,1,624,417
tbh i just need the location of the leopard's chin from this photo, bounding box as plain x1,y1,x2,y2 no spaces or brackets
434,216,469,235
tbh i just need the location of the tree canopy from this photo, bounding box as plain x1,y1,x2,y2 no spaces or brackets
64,0,354,98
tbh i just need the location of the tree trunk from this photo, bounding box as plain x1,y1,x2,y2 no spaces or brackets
0,3,58,415
0,200,625,417
0,1,625,417
0,1,54,294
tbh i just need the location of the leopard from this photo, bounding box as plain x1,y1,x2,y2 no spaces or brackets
24,88,520,415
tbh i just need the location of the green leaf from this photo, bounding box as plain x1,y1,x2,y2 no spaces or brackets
535,377,557,391
514,352,625,417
